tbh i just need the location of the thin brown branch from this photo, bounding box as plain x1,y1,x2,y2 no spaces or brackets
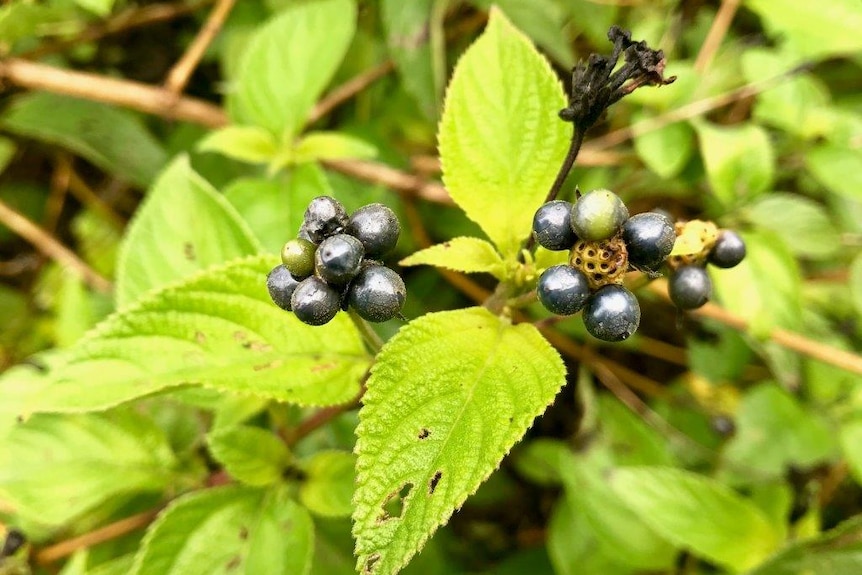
164,0,237,95
693,0,741,73
0,199,112,293
306,60,396,125
323,159,451,204
68,171,127,230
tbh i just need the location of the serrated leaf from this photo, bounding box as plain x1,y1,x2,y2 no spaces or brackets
1,93,166,188
299,451,356,518
293,132,378,164
198,125,278,164
353,307,565,574
742,193,840,259
116,156,261,308
29,256,369,413
400,237,507,280
0,411,176,526
227,0,356,139
611,467,781,571
207,425,290,486
438,8,569,258
131,485,313,575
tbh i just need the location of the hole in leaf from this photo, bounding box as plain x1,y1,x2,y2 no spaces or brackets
364,554,381,574
376,482,413,522
429,471,442,494
418,428,430,439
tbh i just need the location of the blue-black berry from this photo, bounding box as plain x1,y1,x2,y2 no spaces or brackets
314,233,364,285
582,284,640,342
266,265,301,311
708,230,746,269
669,265,711,310
281,238,316,279
303,196,348,243
346,203,400,258
570,189,629,241
347,265,406,322
532,200,577,251
537,265,590,315
622,212,676,271
291,276,341,325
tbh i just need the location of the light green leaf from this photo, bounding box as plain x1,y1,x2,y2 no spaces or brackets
207,425,290,486
840,419,862,487
806,144,862,201
299,451,356,518
131,485,314,575
1,93,166,188
694,121,774,207
198,125,278,165
611,467,781,572
633,110,695,178
293,132,377,164
30,256,369,413
438,8,569,257
0,411,176,526
746,515,862,575
0,136,15,174
512,439,570,486
116,156,261,308
400,237,507,280
851,254,862,317
353,307,565,575
742,193,841,259
88,554,136,575
0,359,52,439
74,0,115,17
227,0,356,139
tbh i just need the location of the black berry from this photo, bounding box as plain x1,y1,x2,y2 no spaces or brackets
281,238,316,279
582,284,640,342
291,276,341,325
708,230,746,269
669,265,711,310
347,265,406,322
303,196,348,243
570,189,629,241
536,265,590,315
266,265,301,311
532,200,577,251
314,234,364,285
346,203,400,258
622,212,676,271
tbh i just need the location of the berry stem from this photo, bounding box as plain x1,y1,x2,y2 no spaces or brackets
545,126,586,206
348,308,385,354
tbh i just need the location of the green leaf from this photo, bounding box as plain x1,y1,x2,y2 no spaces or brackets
30,256,370,413
353,307,565,575
1,93,167,188
207,425,291,486
74,0,116,17
299,450,356,518
0,411,176,526
806,143,862,201
746,515,862,575
198,125,278,165
633,111,695,178
611,467,781,572
438,8,569,257
227,0,356,139
293,132,377,164
694,121,775,207
0,135,15,174
400,237,507,279
131,485,314,575
741,193,841,259
116,156,261,308
851,253,862,318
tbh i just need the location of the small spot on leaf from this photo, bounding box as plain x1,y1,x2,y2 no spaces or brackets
376,482,413,523
418,428,430,439
311,362,336,373
429,471,442,494
195,331,207,344
253,359,283,371
183,242,196,261
225,555,241,571
238,526,248,540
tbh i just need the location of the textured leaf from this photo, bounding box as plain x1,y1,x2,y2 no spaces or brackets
198,125,278,164
438,8,569,258
612,467,781,571
1,93,166,188
0,411,176,526
353,307,566,574
131,485,313,575
742,193,840,259
400,237,507,279
207,425,290,486
293,132,378,164
30,256,369,413
747,516,862,575
299,451,356,518
116,156,261,308
227,0,356,139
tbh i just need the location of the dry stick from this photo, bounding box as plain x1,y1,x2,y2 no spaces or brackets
67,171,127,230
323,159,451,205
35,509,159,566
164,0,237,95
693,0,741,73
0,199,112,293
306,60,396,125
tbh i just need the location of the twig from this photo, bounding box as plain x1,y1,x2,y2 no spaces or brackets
68,171,127,230
284,379,367,447
323,159,451,204
693,0,741,73
164,0,237,95
35,509,159,565
0,199,112,293
306,60,396,125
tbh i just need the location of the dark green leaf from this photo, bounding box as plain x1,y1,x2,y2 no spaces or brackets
746,516,862,575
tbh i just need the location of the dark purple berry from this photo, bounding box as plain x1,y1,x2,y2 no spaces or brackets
314,234,364,285
303,196,348,243
291,276,341,325
622,212,676,271
708,230,746,269
532,200,577,251
347,265,406,322
570,189,629,241
346,203,400,257
266,265,301,311
669,265,711,310
537,265,590,315
582,284,640,342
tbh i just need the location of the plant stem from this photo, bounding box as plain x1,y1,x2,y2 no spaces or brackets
348,308,385,354
544,126,586,205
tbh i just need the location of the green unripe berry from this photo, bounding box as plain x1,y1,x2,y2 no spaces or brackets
281,238,316,279
570,189,629,241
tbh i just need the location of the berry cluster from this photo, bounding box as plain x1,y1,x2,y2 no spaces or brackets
266,196,406,325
